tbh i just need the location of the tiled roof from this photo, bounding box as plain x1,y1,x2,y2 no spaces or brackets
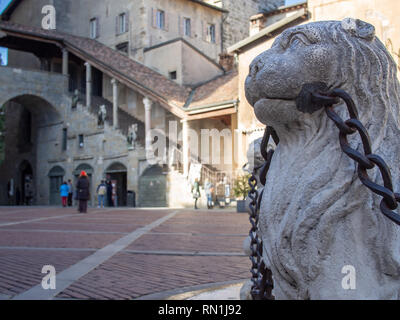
0,21,191,116
189,71,238,109
0,20,238,119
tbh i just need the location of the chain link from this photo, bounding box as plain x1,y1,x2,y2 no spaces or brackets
317,88,400,225
247,127,278,300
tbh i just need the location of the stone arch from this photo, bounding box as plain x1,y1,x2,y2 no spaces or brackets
105,162,127,173
0,67,68,115
73,163,94,176
0,92,65,117
0,93,63,206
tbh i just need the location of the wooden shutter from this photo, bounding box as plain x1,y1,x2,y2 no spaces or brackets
215,23,220,45
116,15,119,35
178,15,182,36
125,11,130,33
151,8,157,28
164,12,169,31
96,17,100,38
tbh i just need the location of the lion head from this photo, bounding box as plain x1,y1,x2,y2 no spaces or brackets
245,19,400,299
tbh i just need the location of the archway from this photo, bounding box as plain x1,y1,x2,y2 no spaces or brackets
0,94,61,205
139,165,167,207
105,162,127,207
48,166,65,206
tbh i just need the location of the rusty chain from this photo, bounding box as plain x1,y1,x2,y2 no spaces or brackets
316,87,400,225
247,126,278,300
247,85,400,300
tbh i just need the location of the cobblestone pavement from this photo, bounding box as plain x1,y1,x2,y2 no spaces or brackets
0,206,250,300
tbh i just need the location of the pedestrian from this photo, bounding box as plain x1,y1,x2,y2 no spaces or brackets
67,179,74,207
192,179,201,210
60,181,69,208
96,180,107,208
76,171,90,213
204,179,214,209
106,179,113,207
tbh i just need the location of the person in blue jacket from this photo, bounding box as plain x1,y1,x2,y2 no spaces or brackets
60,182,70,208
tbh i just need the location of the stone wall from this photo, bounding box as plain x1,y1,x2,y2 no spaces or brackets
221,0,284,50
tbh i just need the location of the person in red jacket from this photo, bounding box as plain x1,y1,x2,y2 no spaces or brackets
76,171,90,213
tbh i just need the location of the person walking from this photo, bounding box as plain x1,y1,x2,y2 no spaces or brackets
106,179,114,207
204,179,214,209
67,179,74,207
76,171,90,213
96,180,107,209
192,179,201,210
60,181,70,208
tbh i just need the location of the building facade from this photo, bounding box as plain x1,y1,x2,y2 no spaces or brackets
0,0,274,207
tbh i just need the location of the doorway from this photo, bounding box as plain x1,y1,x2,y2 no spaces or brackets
48,166,65,206
105,162,127,207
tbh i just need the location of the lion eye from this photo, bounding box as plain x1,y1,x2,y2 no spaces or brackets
288,34,311,47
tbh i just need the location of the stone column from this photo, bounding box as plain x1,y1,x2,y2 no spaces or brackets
111,78,119,129
143,97,153,151
84,62,92,108
182,119,189,177
62,48,69,76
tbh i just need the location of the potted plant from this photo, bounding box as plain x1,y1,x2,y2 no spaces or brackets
233,174,251,213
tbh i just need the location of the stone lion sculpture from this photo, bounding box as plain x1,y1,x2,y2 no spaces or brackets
245,18,400,299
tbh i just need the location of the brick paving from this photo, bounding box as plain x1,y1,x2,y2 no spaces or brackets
0,207,250,300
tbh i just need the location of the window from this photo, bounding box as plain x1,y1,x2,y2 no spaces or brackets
207,24,216,43
156,10,165,29
90,18,98,39
183,18,191,37
169,71,177,80
78,135,84,149
118,13,127,34
62,128,68,151
116,42,129,54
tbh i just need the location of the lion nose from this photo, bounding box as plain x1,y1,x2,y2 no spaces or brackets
249,59,263,77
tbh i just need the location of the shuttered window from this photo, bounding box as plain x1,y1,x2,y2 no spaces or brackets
90,18,98,39
116,12,129,35
183,18,191,37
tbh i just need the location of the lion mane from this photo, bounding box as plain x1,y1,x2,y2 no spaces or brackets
247,19,400,299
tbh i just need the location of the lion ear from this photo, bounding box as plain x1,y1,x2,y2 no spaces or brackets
341,18,375,41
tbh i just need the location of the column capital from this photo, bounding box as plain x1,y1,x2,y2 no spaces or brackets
143,97,153,111
111,78,118,85
84,62,91,68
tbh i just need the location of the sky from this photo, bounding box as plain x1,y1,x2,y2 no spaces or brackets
285,0,306,5
0,0,11,66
